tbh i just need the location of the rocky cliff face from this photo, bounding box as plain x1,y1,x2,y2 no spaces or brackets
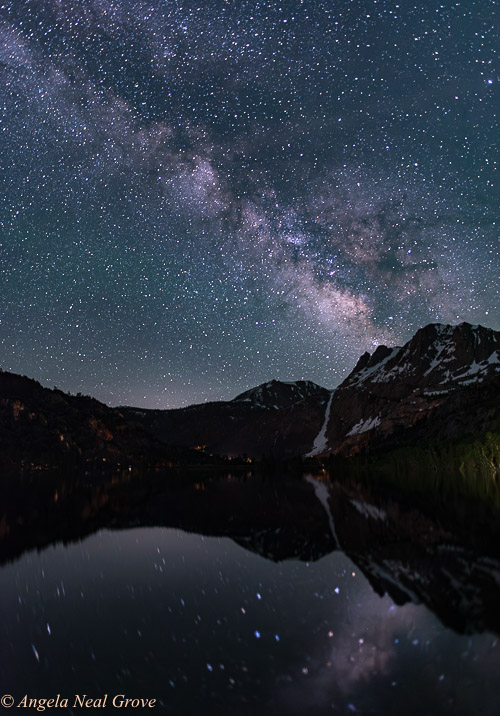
320,322,500,456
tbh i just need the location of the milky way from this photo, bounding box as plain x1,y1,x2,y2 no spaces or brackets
0,0,498,407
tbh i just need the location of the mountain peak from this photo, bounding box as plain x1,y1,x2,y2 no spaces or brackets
342,322,499,391
405,322,500,382
232,379,328,409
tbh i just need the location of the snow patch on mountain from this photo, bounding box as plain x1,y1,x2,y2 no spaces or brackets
423,335,456,376
373,362,412,383
348,347,400,387
305,390,334,457
347,415,381,436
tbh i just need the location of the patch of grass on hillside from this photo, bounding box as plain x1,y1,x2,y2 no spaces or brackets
326,432,500,505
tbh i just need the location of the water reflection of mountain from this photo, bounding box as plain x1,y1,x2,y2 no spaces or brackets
2,471,500,635
0,472,337,566
328,480,500,636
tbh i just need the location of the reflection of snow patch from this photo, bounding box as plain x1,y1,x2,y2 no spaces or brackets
305,476,339,547
347,415,381,437
365,560,421,603
305,390,334,457
350,499,387,522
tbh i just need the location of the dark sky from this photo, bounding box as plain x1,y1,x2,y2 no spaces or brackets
0,0,498,408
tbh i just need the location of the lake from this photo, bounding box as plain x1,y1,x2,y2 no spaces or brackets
1,471,500,715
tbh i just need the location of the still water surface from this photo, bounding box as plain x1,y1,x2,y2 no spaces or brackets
1,473,499,715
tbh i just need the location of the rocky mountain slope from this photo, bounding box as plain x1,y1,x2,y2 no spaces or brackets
121,380,330,458
321,322,500,457
0,371,212,469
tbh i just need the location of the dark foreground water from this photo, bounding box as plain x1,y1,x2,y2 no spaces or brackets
1,472,500,715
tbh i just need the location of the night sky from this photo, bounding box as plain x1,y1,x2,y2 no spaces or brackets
0,0,498,408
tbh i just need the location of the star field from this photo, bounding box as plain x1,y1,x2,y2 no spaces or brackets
0,0,498,407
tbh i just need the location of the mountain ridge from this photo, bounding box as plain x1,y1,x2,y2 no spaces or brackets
321,321,500,457
121,321,499,460
120,379,331,458
0,321,499,467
